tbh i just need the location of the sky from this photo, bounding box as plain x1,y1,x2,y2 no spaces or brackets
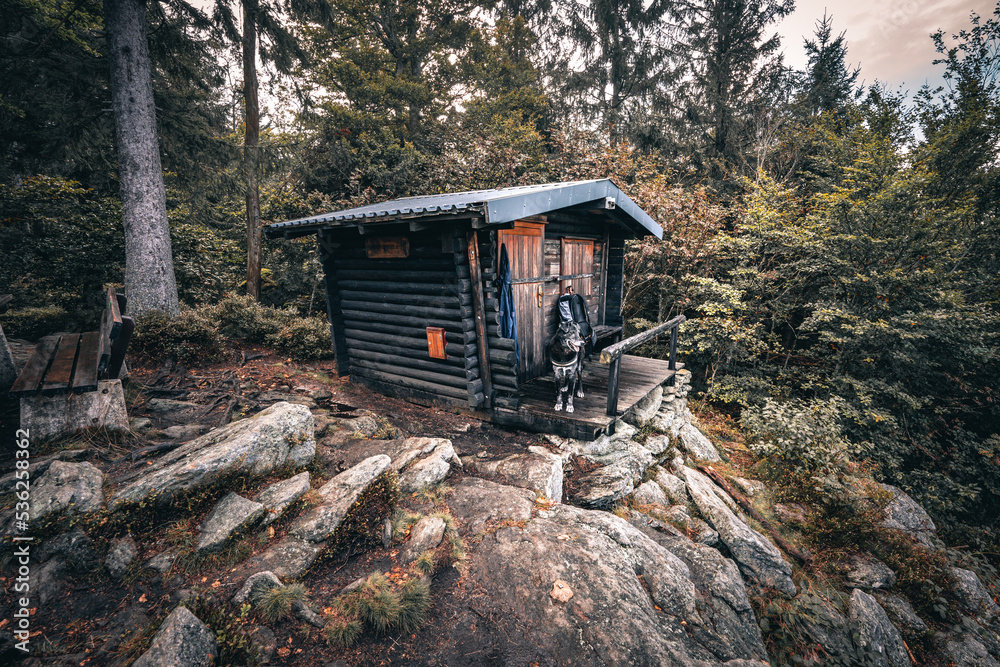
776,0,996,95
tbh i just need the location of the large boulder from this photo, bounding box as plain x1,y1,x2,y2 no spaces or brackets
196,493,265,552
132,607,217,667
469,446,563,502
633,480,668,506
848,589,910,667
111,402,315,508
29,460,105,522
448,477,535,535
440,486,771,666
879,483,936,538
845,556,896,590
629,513,770,663
655,467,688,504
678,423,721,462
682,467,796,596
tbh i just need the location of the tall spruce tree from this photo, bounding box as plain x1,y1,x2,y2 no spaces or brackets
669,0,794,187
554,0,678,137
801,12,859,116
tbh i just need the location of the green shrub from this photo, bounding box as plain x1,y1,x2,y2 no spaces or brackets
324,601,363,648
182,595,261,666
743,398,856,496
131,308,227,364
266,316,334,360
0,305,70,339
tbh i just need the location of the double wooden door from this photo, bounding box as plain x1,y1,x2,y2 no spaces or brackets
498,223,545,381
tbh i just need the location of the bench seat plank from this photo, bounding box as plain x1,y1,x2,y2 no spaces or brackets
9,335,60,396
72,331,101,393
41,334,81,395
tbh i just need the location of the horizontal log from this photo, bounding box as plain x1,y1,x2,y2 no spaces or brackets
344,337,472,365
349,349,477,377
341,299,470,320
349,366,469,400
599,315,686,364
342,319,476,344
333,258,456,271
335,269,461,282
489,348,517,365
486,336,515,350
466,378,484,396
339,290,469,308
341,309,474,333
336,280,467,295
345,330,476,358
492,375,518,390
349,358,470,390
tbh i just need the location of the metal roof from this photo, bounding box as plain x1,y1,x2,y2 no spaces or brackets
264,179,663,240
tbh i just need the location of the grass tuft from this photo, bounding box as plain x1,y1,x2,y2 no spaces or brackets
256,583,307,623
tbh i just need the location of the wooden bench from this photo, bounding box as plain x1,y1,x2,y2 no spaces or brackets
591,324,623,351
9,288,134,398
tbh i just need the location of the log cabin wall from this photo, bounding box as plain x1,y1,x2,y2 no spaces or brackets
318,226,484,409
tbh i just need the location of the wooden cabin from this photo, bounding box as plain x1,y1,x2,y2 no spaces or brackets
265,179,684,440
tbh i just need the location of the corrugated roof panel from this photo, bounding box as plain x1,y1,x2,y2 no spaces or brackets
264,179,662,239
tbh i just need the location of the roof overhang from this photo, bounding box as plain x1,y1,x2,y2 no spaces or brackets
264,179,663,241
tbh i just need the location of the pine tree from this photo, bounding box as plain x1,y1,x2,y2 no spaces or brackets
553,0,678,138
668,0,794,188
800,12,859,116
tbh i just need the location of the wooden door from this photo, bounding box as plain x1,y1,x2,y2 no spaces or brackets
499,223,545,381
560,238,595,298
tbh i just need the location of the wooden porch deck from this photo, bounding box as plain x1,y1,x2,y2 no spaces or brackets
491,355,679,440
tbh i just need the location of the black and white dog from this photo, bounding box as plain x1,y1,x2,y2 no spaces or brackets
548,320,586,412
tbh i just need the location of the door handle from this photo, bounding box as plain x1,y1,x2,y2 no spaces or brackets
537,284,543,308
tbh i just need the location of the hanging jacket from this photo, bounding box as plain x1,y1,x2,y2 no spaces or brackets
497,243,519,366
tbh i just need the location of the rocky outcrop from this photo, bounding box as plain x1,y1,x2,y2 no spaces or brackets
448,477,535,535
849,589,910,667
951,567,1000,617
29,460,105,522
256,472,310,525
682,467,796,596
132,607,217,667
333,436,459,493
634,480,668,506
678,423,722,462
629,513,769,663
468,446,563,502
105,536,137,579
196,493,265,552
879,483,936,544
623,385,663,428
247,455,391,579
846,556,896,590
655,467,688,504
440,485,774,666
876,593,928,634
111,402,315,508
400,516,446,563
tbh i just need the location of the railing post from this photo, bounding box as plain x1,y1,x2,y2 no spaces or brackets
668,324,678,387
607,355,622,416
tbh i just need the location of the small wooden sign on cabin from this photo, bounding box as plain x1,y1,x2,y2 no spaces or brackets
264,180,665,436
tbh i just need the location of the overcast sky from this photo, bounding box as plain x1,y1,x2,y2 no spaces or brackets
776,0,996,95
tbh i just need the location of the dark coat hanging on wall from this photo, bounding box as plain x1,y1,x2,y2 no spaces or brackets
497,243,519,366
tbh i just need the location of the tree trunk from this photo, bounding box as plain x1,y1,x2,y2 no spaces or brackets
243,0,262,300
104,0,180,317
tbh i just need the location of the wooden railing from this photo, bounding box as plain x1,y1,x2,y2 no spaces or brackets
599,314,686,417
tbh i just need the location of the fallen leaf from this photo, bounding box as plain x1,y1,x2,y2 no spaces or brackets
138,594,147,603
